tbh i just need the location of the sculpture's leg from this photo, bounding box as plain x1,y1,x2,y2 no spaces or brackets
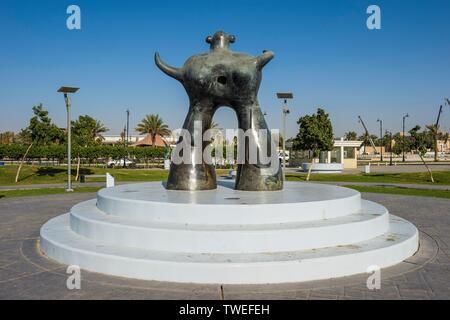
235,104,283,191
166,103,217,190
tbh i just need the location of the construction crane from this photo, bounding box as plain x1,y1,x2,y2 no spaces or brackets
435,105,443,127
445,97,450,107
431,105,444,162
358,115,378,154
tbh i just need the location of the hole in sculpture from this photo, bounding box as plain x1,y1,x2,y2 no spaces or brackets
217,76,227,85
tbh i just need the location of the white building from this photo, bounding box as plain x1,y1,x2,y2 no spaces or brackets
102,135,143,145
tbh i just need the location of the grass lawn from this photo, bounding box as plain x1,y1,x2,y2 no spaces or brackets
1,165,450,186
0,165,171,185
0,165,233,185
1,183,449,200
1,165,449,199
345,185,450,199
0,187,102,198
285,171,450,185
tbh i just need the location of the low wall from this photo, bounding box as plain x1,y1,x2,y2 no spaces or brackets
301,163,344,173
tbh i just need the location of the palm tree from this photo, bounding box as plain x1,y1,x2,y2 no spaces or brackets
207,121,219,130
442,132,450,151
135,114,171,147
344,131,357,141
426,124,449,162
93,120,108,142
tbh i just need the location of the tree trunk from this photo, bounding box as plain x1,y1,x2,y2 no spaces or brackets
434,137,438,162
306,157,315,182
75,156,81,181
15,143,33,183
419,154,434,183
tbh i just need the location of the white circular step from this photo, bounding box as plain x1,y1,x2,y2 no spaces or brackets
70,199,389,253
39,182,419,284
40,214,418,284
97,181,361,224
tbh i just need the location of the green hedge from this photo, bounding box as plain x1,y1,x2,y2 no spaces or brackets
0,144,165,162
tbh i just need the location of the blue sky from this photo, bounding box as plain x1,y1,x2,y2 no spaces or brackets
0,0,449,138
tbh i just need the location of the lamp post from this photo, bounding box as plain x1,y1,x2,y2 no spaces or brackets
377,119,383,162
123,109,130,168
57,86,79,192
389,131,393,166
402,113,409,162
126,109,130,144
276,92,293,180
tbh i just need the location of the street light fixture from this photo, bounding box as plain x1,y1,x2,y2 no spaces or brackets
402,113,409,162
377,119,383,162
57,86,79,192
389,131,393,166
276,92,293,180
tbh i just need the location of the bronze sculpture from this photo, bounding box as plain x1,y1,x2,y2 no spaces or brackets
155,31,282,191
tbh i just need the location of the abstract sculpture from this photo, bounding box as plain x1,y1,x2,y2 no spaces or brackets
39,32,419,286
155,31,282,191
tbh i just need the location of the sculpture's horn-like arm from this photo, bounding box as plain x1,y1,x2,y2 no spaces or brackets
155,52,183,81
256,50,274,69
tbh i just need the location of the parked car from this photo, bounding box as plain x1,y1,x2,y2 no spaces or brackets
107,159,135,168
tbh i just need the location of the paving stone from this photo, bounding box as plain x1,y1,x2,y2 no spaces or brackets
309,287,345,296
398,288,431,300
308,292,339,300
0,192,449,299
339,295,365,300
225,292,298,300
293,291,310,300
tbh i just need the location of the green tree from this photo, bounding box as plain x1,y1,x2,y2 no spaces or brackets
392,132,411,157
425,124,447,162
392,142,403,156
72,115,109,180
15,129,32,145
135,114,171,147
358,133,378,154
15,104,64,182
382,130,393,152
409,125,434,182
28,104,65,146
293,108,334,181
344,131,357,141
72,115,108,146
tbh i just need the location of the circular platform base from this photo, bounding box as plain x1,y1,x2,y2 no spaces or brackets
40,181,419,284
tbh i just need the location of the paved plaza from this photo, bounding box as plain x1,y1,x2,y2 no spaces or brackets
0,191,449,300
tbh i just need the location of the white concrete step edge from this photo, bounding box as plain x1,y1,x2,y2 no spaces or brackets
96,182,362,224
70,199,390,253
40,214,418,284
